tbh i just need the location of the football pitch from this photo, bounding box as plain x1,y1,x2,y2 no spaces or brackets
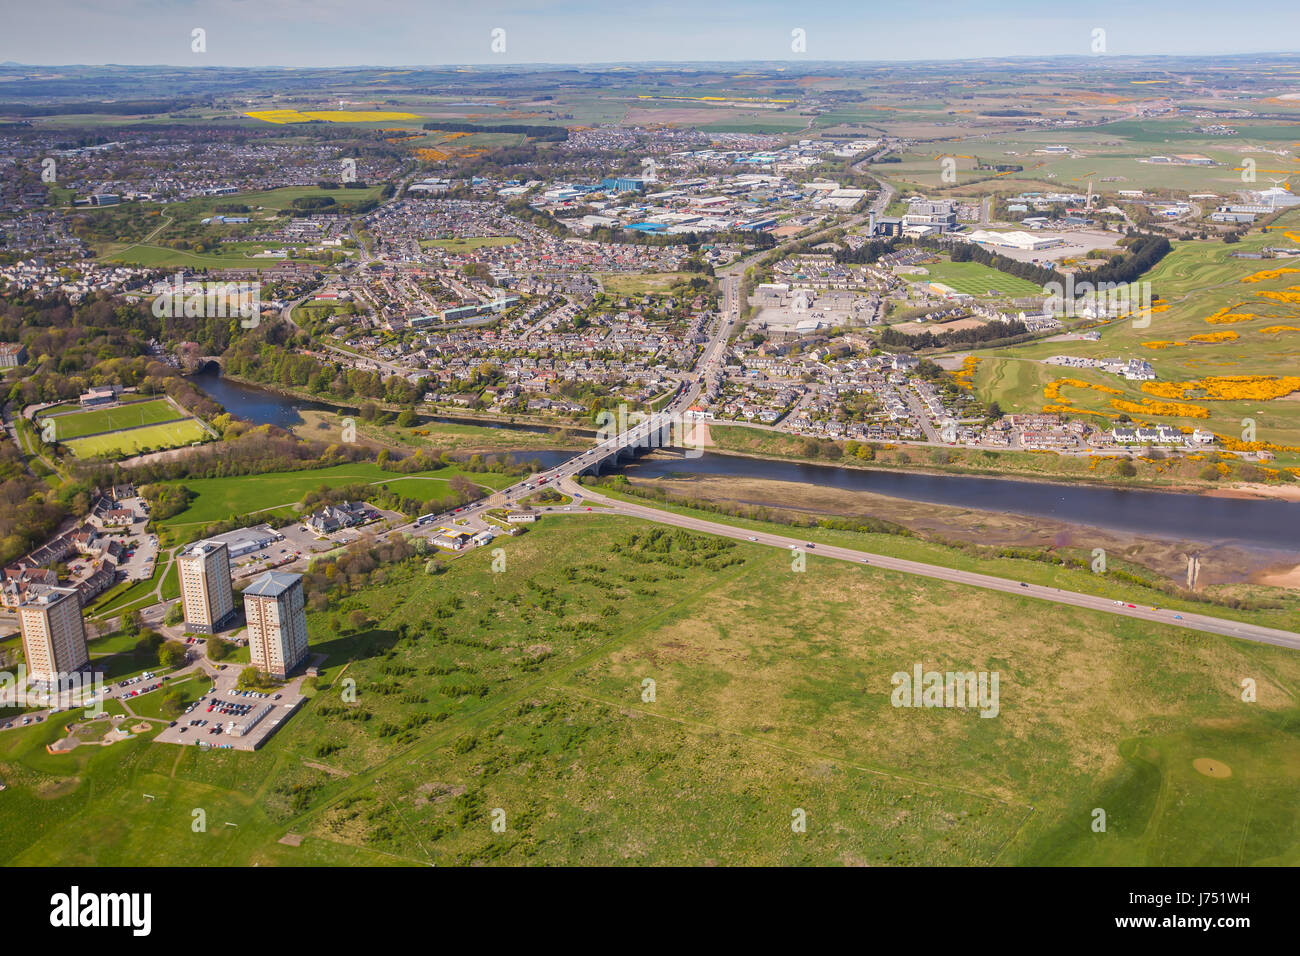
46,398,182,440
916,261,1046,297
64,419,211,458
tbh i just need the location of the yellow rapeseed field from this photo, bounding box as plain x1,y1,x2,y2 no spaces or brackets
246,109,421,124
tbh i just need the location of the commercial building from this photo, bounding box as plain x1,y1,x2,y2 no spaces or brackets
242,571,309,679
209,524,279,559
18,587,89,684
600,177,646,194
964,229,1063,252
178,539,236,634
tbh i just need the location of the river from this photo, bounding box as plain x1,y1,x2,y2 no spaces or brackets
188,370,1300,550
623,450,1300,550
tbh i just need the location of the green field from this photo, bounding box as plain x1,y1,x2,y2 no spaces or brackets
0,517,1295,865
911,260,1046,297
65,419,210,459
105,243,335,270
45,398,181,440
419,236,518,252
157,461,518,528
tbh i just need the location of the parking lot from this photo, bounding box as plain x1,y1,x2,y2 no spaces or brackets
151,665,308,751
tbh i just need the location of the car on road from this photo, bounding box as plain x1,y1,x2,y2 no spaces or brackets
1173,614,1183,620
747,536,757,541
1019,582,1029,588
1126,603,1137,609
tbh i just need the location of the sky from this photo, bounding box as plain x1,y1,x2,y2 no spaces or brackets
3,0,1300,67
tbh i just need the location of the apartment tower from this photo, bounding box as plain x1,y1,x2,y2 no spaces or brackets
18,586,89,684
242,571,309,679
177,539,235,634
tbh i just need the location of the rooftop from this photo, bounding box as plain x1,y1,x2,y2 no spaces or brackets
244,570,301,598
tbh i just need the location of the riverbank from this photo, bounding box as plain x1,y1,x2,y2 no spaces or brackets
210,370,599,437
624,471,1300,591
704,423,1300,500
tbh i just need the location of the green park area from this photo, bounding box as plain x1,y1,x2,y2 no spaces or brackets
419,236,518,252
911,259,1046,297
969,208,1300,463
155,461,519,531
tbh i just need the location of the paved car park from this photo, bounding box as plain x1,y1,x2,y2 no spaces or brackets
151,665,309,751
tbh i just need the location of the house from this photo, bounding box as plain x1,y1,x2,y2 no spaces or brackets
0,343,27,368
306,501,377,535
505,511,537,524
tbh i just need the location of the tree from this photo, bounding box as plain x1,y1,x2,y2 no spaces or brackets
164,603,184,626
158,641,188,669
237,666,271,690
1115,460,1137,478
396,408,417,428
159,691,186,720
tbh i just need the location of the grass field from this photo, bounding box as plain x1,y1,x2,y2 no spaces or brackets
599,272,701,295
911,260,1046,297
46,398,181,441
156,461,518,528
0,517,1295,865
105,242,334,270
419,236,518,252
65,420,210,459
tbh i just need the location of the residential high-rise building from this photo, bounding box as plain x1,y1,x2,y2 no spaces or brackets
242,571,309,679
18,586,89,683
178,539,235,634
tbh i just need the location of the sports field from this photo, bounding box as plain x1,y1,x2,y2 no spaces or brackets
419,236,519,252
65,420,210,459
0,516,1295,865
912,260,1046,297
45,398,181,440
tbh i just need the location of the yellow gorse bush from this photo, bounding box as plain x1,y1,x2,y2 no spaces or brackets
1141,375,1300,402
1110,397,1210,419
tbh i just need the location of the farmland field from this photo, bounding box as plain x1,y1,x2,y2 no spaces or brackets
0,517,1295,865
65,419,211,459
